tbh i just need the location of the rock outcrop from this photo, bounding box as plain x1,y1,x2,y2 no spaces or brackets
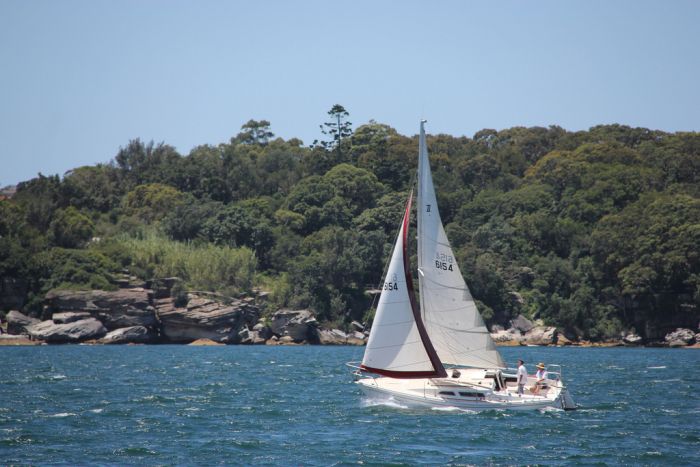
490,327,523,344
665,328,696,347
53,312,92,324
522,326,558,346
269,309,319,343
26,318,107,343
99,326,154,344
350,321,365,333
238,327,267,345
489,316,561,346
188,338,225,346
9,287,372,346
155,294,260,343
623,333,644,346
318,328,366,345
253,321,273,340
6,310,40,335
44,289,157,330
510,315,535,334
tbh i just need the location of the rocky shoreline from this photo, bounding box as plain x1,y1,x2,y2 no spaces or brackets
1,284,368,347
1,285,698,349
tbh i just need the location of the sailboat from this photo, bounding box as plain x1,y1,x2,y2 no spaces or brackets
349,121,576,411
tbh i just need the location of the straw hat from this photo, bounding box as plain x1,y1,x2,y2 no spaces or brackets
536,362,545,369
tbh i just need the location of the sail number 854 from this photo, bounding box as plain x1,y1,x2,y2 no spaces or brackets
383,281,399,291
383,274,399,291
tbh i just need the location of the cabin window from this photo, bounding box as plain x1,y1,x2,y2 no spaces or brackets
459,392,484,398
439,391,456,396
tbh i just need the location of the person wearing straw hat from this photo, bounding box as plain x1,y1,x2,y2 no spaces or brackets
531,362,548,395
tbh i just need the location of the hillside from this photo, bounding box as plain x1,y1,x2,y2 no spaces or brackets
1,118,699,341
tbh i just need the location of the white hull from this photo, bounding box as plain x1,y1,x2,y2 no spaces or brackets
355,368,576,412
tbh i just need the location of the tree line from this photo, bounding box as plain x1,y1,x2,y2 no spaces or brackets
1,106,699,339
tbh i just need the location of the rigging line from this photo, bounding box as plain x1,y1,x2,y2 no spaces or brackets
367,339,425,351
425,324,488,334
419,233,453,250
420,273,473,291
380,298,415,305
371,319,416,327
421,300,473,313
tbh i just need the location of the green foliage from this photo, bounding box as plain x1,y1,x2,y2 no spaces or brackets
162,196,221,242
285,164,385,233
13,174,62,231
61,165,121,212
114,139,182,190
234,119,274,145
123,183,185,223
32,248,118,293
3,118,699,339
49,207,95,248
170,280,189,307
201,203,274,267
591,193,700,299
316,104,352,155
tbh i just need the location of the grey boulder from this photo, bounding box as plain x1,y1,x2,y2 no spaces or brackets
6,310,40,335
238,327,267,345
665,328,696,347
623,333,644,345
100,326,154,344
27,318,107,343
156,295,260,343
510,315,535,333
317,328,365,345
44,289,157,330
522,326,558,345
53,312,92,324
270,309,318,343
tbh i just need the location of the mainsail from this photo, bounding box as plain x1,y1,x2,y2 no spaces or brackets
417,121,505,369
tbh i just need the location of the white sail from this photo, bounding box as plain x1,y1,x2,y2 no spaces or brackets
361,194,444,377
417,121,505,369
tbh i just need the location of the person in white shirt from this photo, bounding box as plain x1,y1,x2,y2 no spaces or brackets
516,359,528,395
531,362,548,395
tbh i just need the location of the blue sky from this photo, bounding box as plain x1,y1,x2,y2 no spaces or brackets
1,0,698,186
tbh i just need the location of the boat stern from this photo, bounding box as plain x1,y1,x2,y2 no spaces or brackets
559,387,577,410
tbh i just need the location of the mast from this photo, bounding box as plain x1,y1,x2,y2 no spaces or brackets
417,120,428,322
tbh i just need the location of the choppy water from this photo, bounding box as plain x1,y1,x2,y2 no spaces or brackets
1,345,699,465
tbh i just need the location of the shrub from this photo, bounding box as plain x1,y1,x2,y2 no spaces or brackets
114,232,257,293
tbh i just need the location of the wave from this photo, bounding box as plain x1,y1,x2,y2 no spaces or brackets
360,397,409,410
431,406,478,414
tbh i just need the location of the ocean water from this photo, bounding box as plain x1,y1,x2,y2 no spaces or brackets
1,345,699,466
